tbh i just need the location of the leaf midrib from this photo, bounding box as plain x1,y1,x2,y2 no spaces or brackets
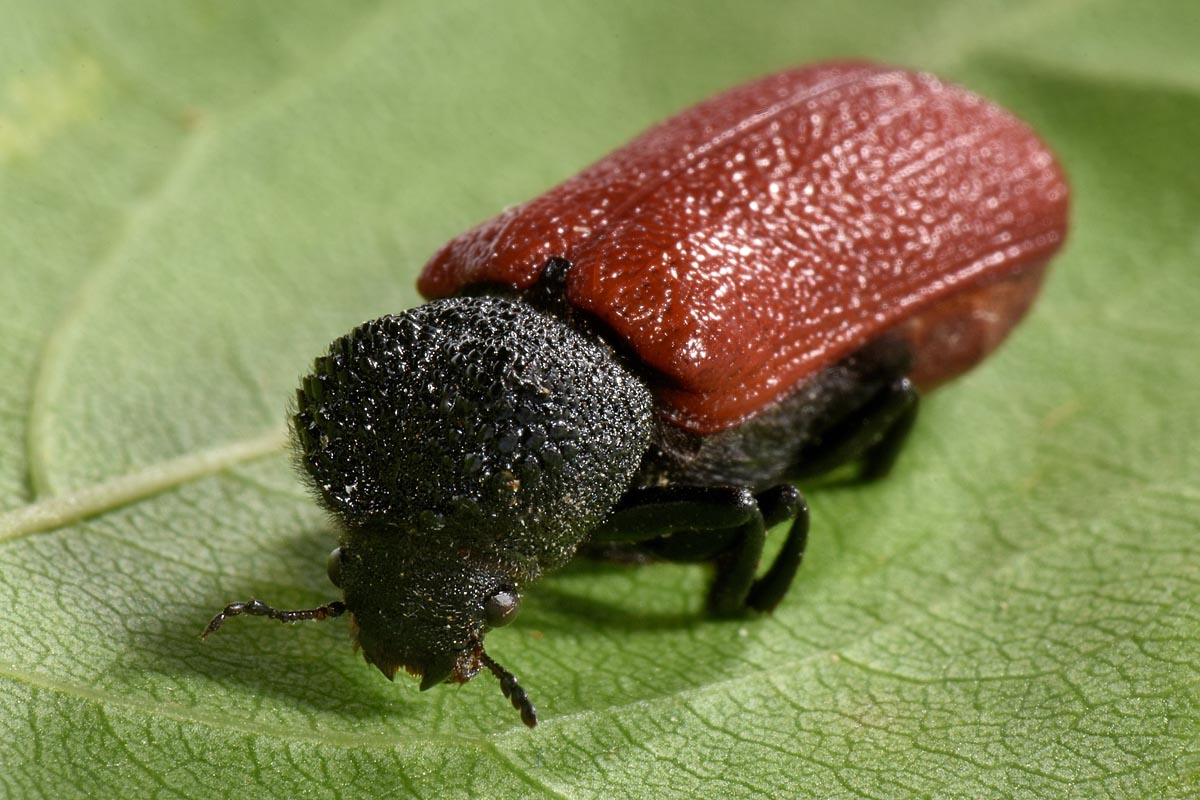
0,427,287,543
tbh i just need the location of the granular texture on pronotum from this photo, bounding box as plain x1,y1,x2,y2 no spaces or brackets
204,61,1069,728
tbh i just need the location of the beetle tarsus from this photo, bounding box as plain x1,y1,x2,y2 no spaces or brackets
202,598,346,639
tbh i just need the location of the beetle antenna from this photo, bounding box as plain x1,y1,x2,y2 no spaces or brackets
201,598,346,639
480,648,538,728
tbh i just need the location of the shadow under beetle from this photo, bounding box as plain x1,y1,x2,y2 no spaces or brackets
204,62,1069,728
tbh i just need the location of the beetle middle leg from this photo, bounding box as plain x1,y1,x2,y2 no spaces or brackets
792,376,920,482
590,484,809,615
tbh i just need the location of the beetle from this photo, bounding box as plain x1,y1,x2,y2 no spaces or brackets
204,61,1069,728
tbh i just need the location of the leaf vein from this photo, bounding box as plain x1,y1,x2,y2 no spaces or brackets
0,428,287,543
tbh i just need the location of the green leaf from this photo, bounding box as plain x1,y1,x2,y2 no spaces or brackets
3,1,1198,797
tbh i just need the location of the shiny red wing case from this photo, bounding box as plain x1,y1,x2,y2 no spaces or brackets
419,62,1069,433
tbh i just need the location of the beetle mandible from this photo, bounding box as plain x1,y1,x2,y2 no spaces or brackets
204,62,1069,728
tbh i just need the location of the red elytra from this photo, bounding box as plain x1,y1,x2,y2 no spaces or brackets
419,61,1069,434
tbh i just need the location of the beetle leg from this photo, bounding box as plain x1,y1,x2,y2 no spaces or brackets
745,486,808,613
858,378,919,480
706,507,767,616
793,377,920,481
590,486,761,545
591,484,808,615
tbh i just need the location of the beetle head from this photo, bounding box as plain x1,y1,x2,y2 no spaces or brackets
326,534,536,724
291,295,653,724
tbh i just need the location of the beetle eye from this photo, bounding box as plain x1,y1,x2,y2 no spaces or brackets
327,546,345,588
484,588,521,627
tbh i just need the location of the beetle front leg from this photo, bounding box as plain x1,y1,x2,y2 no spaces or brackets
592,484,808,615
706,508,767,615
591,485,760,553
745,486,808,613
